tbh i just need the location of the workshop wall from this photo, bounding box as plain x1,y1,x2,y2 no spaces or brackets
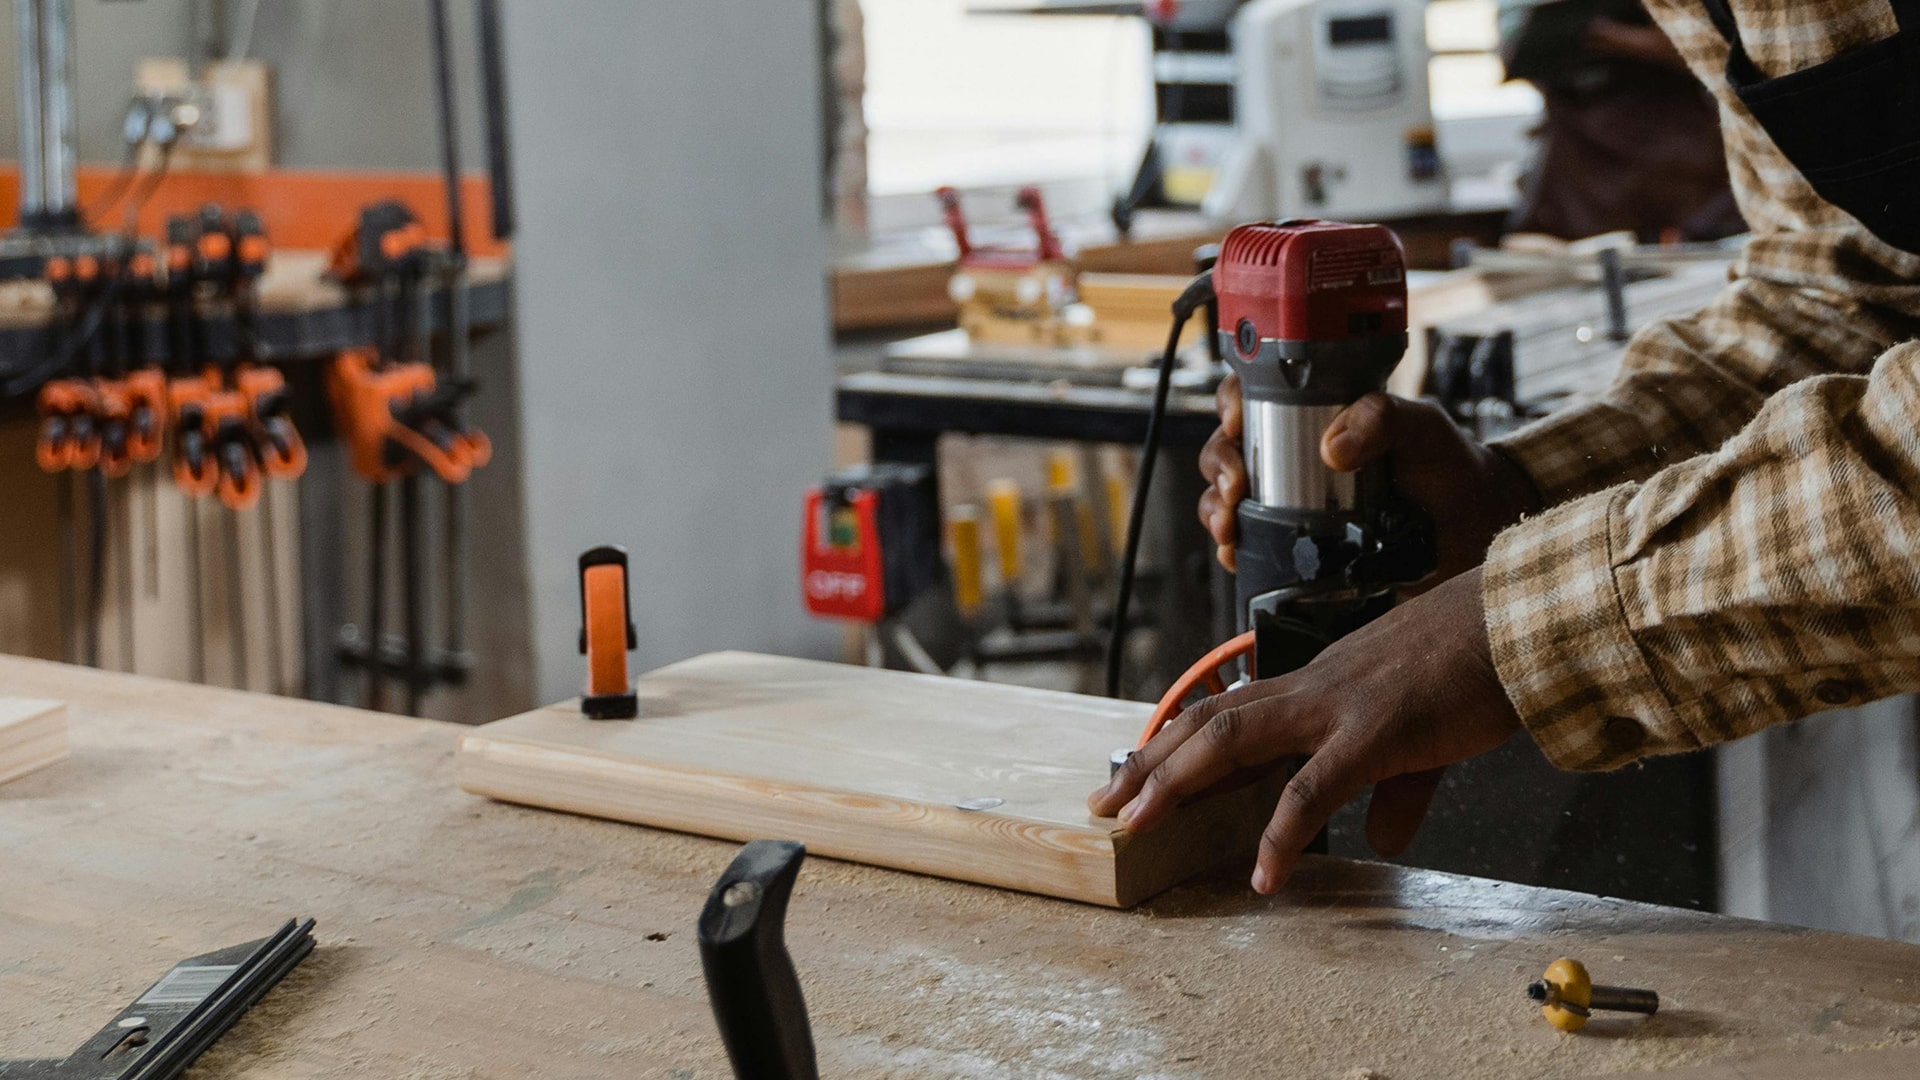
502,0,839,701
0,0,488,170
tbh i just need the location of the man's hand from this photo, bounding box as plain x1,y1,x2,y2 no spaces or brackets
1199,381,1541,589
1087,568,1522,894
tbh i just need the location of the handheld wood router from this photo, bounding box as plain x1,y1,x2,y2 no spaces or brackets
1105,219,1435,718
1217,219,1434,678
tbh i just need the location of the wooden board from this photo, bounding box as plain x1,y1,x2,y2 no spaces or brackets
830,255,957,331
457,652,1276,907
0,697,65,785
9,656,1920,1078
1076,272,1206,351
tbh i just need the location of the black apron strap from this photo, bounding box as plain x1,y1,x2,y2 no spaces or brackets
1697,0,1738,39
1698,0,1763,86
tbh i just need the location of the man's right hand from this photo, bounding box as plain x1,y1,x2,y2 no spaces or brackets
1198,376,1541,588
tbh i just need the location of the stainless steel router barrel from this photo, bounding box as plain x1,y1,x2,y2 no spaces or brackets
1243,401,1355,512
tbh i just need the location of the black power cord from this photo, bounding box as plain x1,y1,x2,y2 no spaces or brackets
1104,270,1215,699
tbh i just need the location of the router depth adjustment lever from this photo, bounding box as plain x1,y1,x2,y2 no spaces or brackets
1217,220,1435,678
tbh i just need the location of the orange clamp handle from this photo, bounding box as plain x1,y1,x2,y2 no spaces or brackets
216,455,261,510
236,365,308,480
168,377,218,497
124,369,168,463
36,380,101,473
94,381,134,479
578,545,638,719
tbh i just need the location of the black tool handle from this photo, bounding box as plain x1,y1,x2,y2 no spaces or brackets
698,841,818,1080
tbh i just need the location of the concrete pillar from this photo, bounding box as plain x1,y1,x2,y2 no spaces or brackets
500,1,839,701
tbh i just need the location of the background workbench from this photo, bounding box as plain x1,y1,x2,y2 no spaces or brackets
3,657,1918,1078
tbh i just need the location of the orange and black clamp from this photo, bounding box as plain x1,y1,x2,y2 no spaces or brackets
205,386,262,510
236,365,308,480
578,545,638,719
123,367,168,465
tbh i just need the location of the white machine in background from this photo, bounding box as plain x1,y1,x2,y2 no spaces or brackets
1203,0,1448,223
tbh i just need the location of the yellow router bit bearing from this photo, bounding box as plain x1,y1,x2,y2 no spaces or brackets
1527,958,1659,1032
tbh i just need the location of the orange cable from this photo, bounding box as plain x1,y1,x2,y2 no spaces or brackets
1137,630,1256,749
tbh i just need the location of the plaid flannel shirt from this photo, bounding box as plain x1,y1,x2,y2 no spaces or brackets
1482,0,1920,770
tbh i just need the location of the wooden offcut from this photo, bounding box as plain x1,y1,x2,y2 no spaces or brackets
1075,271,1203,350
0,697,66,785
457,652,1277,907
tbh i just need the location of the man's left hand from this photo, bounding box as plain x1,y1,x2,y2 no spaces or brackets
1087,567,1523,895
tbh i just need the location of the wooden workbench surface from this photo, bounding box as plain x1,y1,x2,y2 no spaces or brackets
3,657,1918,1079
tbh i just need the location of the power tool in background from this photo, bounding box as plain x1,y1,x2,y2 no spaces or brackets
1109,219,1434,764
799,464,944,669
937,185,1088,348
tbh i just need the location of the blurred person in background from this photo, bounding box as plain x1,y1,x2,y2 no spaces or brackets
1500,0,1745,241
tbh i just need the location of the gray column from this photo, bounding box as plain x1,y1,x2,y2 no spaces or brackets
500,0,839,701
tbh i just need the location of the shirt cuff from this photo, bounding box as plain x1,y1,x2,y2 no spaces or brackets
1482,487,1704,771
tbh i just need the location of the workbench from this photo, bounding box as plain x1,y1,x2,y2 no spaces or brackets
4,657,1917,1078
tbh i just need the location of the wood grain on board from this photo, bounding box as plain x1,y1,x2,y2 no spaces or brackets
457,651,1277,907
0,697,65,785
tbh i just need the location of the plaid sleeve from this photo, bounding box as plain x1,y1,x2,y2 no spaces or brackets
1486,342,1920,771
1491,278,1916,506
1490,0,1920,508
